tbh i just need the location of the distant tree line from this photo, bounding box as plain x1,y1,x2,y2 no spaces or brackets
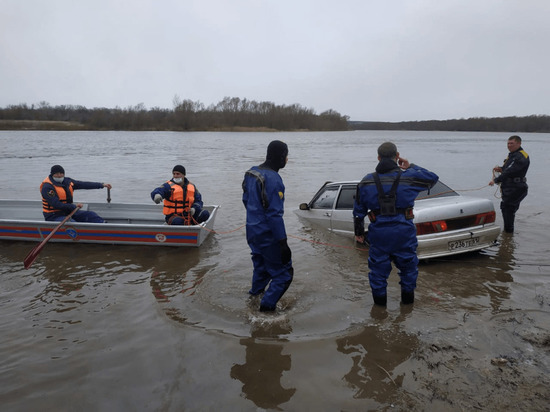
0,97,350,131
349,115,550,133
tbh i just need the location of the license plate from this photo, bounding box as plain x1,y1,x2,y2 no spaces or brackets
448,237,479,250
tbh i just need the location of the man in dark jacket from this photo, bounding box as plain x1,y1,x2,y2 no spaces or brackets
40,165,112,222
489,135,530,233
242,140,293,312
353,142,438,306
150,164,209,225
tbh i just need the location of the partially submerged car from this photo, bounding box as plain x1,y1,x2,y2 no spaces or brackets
295,180,500,260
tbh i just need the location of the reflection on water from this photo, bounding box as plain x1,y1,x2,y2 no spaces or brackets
336,306,418,402
231,317,296,409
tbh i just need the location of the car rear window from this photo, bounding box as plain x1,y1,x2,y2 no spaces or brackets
416,181,458,199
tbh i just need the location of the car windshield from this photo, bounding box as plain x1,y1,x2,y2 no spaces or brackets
311,186,339,209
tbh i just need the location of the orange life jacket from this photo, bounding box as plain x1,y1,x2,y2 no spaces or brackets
40,176,74,213
163,181,196,219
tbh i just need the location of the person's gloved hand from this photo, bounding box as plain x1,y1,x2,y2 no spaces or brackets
153,194,162,204
189,207,196,216
279,238,292,264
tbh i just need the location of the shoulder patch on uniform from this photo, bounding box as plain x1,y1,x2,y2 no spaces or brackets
48,190,56,197
520,150,528,159
279,191,284,200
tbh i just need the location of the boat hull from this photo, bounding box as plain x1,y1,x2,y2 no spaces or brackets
0,200,218,247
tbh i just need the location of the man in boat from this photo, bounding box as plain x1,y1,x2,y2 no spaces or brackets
353,142,438,307
489,135,530,234
151,164,210,225
40,165,112,223
242,140,293,312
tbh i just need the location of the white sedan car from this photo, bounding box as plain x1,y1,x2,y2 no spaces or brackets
295,180,500,260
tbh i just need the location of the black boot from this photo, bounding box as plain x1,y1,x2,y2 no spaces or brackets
373,294,387,306
401,291,414,305
502,209,515,233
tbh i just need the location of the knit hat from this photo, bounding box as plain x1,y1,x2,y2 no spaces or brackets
172,164,186,175
50,165,65,175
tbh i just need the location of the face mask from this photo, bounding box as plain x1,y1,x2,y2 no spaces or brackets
53,177,64,183
173,177,183,184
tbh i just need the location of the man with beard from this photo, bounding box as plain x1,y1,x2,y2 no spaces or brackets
242,140,293,312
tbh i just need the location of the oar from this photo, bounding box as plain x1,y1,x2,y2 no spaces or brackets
23,206,81,269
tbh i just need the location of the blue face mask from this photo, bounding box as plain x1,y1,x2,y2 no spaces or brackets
53,177,64,183
173,177,183,184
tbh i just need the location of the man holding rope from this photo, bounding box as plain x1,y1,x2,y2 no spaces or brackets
489,135,530,234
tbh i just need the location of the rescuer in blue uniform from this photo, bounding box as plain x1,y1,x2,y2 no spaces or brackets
242,140,293,312
353,142,438,306
489,135,530,233
40,165,112,222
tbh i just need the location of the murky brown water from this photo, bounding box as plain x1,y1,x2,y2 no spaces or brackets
1,130,549,410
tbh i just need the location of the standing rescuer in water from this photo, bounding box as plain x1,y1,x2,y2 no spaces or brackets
353,142,438,306
242,140,293,312
489,135,530,234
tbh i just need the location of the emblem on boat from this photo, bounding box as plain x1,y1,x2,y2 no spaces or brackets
155,233,167,242
65,227,78,240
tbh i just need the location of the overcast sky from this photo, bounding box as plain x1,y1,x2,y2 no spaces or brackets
2,0,549,122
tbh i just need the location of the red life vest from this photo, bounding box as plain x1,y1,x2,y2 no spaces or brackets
40,176,74,213
162,181,196,220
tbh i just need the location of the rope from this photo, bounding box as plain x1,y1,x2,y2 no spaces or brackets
189,179,502,249
288,233,368,251
189,214,246,235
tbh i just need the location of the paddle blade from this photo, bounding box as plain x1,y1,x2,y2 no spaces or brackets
23,243,44,269
22,206,80,269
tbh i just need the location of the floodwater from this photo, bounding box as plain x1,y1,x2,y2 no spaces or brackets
1,130,549,411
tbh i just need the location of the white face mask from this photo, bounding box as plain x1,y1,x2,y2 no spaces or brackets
53,177,64,183
173,177,183,184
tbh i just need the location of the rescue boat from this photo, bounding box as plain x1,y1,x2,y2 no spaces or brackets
0,200,218,247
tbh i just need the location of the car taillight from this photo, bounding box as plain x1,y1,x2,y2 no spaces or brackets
416,220,448,235
474,211,496,225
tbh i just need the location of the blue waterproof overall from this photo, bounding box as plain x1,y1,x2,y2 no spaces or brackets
353,164,438,298
242,166,293,310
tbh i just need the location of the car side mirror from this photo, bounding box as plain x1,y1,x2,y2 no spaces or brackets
299,203,310,210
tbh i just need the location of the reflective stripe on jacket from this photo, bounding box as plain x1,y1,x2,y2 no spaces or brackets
40,176,74,213
162,181,195,216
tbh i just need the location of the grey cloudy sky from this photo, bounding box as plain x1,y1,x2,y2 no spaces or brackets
2,0,549,121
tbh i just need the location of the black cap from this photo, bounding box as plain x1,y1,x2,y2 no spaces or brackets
50,165,65,175
172,165,186,175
